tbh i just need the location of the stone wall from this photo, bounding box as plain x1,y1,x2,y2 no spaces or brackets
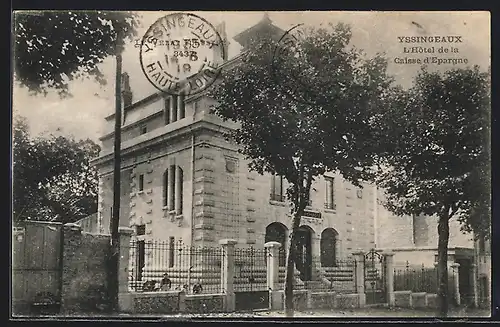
336,293,360,309
292,290,308,310
131,292,181,314
184,294,225,313
393,291,440,310
61,224,111,313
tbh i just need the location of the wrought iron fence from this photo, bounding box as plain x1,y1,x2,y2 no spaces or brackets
393,262,439,293
233,246,268,292
127,240,224,294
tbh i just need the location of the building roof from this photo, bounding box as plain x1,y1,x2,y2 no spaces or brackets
233,13,285,47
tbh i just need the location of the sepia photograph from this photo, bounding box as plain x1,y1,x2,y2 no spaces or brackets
11,10,491,320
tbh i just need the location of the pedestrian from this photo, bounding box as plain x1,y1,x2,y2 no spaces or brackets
160,272,172,291
192,279,203,294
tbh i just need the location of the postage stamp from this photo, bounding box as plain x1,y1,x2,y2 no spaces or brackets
139,12,226,96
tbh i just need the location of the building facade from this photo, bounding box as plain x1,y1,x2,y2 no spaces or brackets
91,15,475,283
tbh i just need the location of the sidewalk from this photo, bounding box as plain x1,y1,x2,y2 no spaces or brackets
250,307,491,318
13,306,491,319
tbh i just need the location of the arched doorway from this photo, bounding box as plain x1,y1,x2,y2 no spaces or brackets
295,225,313,281
320,228,338,267
265,222,287,267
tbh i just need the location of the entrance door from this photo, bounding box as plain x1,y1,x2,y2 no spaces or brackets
265,223,287,267
295,227,312,281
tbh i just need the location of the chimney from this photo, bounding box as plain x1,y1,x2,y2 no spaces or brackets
121,72,133,108
215,22,229,61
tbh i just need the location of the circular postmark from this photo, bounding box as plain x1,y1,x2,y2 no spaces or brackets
139,13,225,96
271,24,323,105
271,24,372,105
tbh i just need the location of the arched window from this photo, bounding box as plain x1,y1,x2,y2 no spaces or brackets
163,170,168,207
265,222,288,267
320,228,338,267
164,165,184,214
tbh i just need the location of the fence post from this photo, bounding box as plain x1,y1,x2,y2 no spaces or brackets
352,251,366,307
61,223,83,313
382,252,395,307
450,263,461,306
470,263,478,308
219,239,237,312
265,241,282,310
117,227,134,312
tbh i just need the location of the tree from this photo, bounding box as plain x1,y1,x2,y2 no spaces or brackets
209,23,394,317
13,11,139,312
375,66,490,317
13,116,100,225
13,11,139,95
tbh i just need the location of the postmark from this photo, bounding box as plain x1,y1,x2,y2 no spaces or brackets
139,13,225,96
271,24,372,105
271,24,324,105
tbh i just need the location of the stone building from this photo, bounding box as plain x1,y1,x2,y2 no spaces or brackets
91,15,474,284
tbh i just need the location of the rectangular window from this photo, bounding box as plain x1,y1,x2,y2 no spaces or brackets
325,177,335,210
163,171,168,207
305,190,312,207
140,125,147,135
172,95,178,122
168,236,175,268
164,98,170,125
270,174,284,202
136,224,146,236
169,166,176,209
179,94,186,119
138,174,144,191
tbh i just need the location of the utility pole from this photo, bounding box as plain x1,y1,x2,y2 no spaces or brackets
109,36,123,312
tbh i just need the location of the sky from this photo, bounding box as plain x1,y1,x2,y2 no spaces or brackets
12,11,491,142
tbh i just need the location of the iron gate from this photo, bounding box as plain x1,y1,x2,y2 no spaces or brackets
234,247,269,311
364,249,386,305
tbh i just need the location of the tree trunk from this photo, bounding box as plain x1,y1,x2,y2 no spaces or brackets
437,214,450,317
284,209,303,317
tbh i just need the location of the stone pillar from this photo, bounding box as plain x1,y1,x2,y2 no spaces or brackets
175,165,182,214
220,239,237,312
168,165,175,210
470,263,479,308
450,263,461,306
169,95,176,123
61,223,83,313
265,241,282,310
352,251,366,307
118,227,134,312
383,252,395,307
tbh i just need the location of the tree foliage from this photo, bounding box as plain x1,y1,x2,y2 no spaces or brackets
13,116,100,224
13,11,139,95
209,23,394,316
376,66,491,237
375,66,490,316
